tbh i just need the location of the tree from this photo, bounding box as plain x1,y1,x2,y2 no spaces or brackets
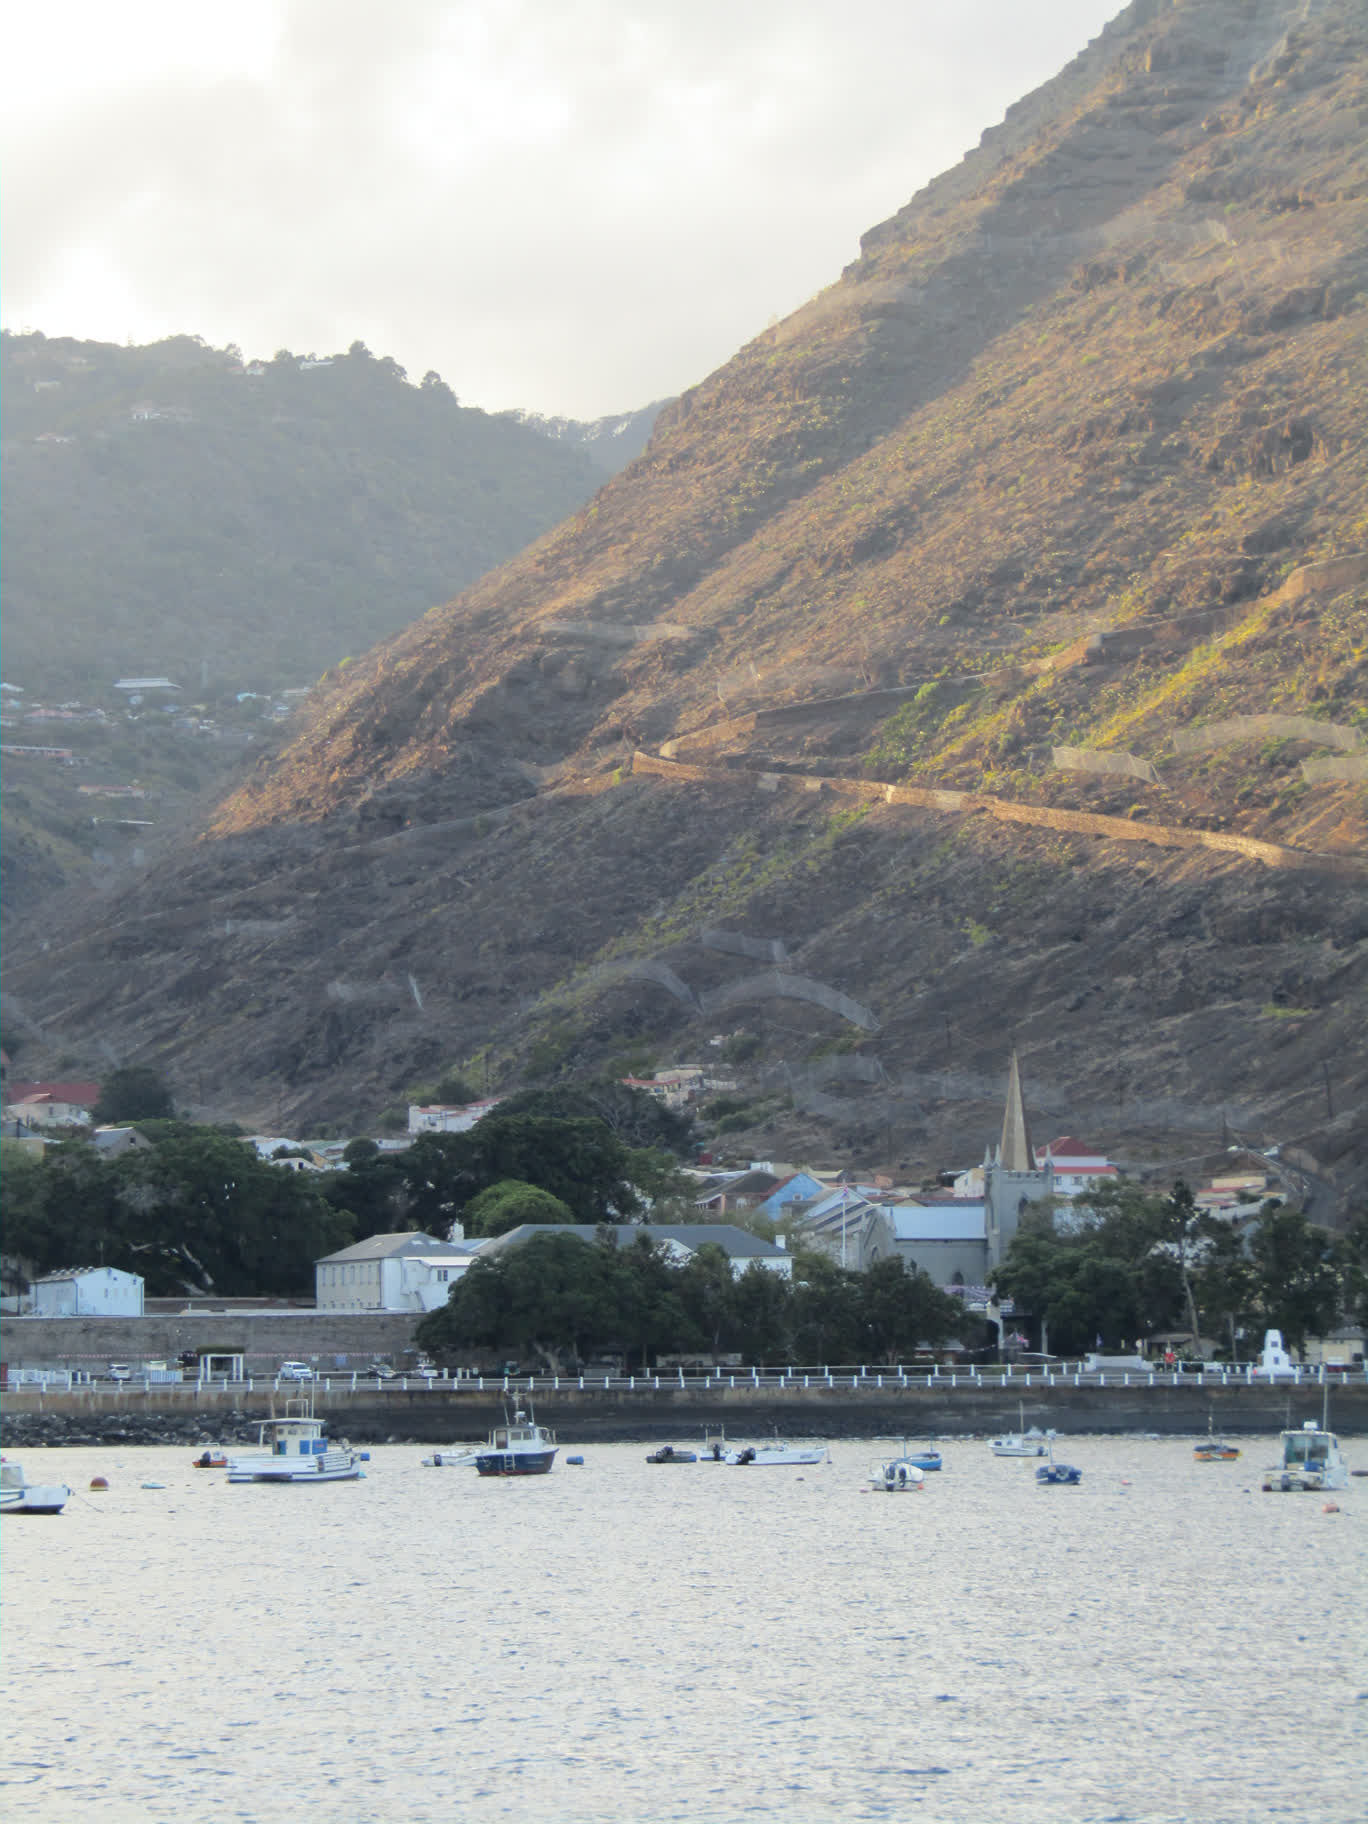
1248,1205,1340,1354
790,1251,864,1361
463,1178,575,1239
860,1258,960,1364
492,1079,694,1153
92,1065,175,1124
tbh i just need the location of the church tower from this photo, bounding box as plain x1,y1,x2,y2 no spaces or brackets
985,1049,1052,1269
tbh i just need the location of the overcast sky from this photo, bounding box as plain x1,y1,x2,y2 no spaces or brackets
2,1,1121,419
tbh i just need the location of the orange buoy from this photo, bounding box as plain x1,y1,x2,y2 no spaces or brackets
1322,1501,1340,1514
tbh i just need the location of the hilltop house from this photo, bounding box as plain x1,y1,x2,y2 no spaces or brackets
3,1080,101,1129
408,1097,502,1135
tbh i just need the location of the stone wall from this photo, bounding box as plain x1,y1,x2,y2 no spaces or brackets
631,752,1367,878
1,1310,424,1370
4,1378,1364,1444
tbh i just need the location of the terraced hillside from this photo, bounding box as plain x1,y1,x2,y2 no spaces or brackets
5,0,1366,1207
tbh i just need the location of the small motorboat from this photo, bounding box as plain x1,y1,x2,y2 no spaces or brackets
869,1456,924,1492
420,1446,482,1468
192,1450,229,1469
226,1397,364,1483
907,1447,943,1472
0,1457,71,1515
725,1440,830,1466
475,1405,557,1477
646,1445,698,1463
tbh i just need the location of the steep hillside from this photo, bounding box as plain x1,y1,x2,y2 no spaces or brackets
4,0,1366,1208
0,334,602,700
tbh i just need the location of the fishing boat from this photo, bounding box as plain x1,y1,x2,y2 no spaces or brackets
990,1401,1051,1457
1261,1418,1349,1493
192,1449,229,1469
474,1406,558,1477
1035,1439,1082,1486
868,1454,925,1492
646,1445,698,1463
226,1397,363,1483
0,1457,71,1514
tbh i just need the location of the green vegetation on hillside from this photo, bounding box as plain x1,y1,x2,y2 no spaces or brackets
1,332,603,699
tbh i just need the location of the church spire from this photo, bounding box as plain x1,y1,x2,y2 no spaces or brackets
999,1049,1034,1173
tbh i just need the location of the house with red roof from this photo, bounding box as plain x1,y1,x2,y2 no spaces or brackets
3,1081,101,1129
1033,1136,1119,1198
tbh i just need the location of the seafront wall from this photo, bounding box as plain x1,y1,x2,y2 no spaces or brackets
4,1380,1364,1446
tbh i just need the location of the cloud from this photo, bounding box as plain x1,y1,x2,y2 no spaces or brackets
1,0,1121,415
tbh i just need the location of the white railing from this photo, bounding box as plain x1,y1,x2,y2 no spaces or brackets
7,1360,1362,1398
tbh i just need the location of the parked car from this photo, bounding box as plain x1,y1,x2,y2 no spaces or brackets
369,1362,397,1380
278,1361,314,1381
107,1363,134,1381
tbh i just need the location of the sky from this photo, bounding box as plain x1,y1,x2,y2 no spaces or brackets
2,1,1122,420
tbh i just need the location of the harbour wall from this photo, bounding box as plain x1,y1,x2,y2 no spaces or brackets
4,1380,1364,1446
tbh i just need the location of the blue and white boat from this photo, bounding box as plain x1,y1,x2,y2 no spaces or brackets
1261,1418,1349,1493
475,1406,558,1477
1036,1441,1082,1486
226,1398,363,1483
907,1446,943,1472
869,1454,924,1492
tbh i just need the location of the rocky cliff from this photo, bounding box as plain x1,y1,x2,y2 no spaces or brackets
5,0,1365,1205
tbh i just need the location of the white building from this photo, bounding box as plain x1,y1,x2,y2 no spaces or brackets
1033,1136,1119,1198
315,1231,478,1312
408,1097,502,1135
32,1266,144,1316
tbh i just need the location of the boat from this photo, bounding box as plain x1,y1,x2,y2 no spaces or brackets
1193,1419,1239,1463
192,1449,229,1469
723,1437,830,1466
907,1446,943,1472
420,1446,483,1468
1193,1440,1240,1462
868,1455,925,1492
474,1406,557,1477
0,1456,71,1515
990,1402,1052,1457
226,1397,364,1483
1035,1439,1082,1486
646,1445,698,1463
1261,1418,1349,1493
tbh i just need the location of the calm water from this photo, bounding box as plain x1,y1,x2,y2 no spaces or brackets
1,1434,1363,1823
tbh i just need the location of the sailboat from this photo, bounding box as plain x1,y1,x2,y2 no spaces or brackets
1193,1415,1240,1462
989,1401,1051,1457
1035,1437,1082,1486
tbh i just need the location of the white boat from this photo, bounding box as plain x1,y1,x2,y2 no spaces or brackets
869,1455,925,1492
990,1402,1052,1457
474,1406,557,1477
723,1438,830,1466
420,1445,483,1468
0,1456,71,1514
1261,1418,1349,1493
226,1398,363,1483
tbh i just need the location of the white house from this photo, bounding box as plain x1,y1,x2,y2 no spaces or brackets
1034,1136,1119,1198
408,1097,502,1135
315,1231,478,1311
32,1266,144,1316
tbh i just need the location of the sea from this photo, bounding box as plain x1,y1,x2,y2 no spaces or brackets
1,1433,1363,1824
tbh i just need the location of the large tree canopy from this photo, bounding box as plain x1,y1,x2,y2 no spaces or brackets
415,1235,961,1372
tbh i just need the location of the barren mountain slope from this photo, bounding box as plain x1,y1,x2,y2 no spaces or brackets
5,0,1366,1204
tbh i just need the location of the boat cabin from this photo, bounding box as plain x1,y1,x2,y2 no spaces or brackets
1279,1423,1336,1472
258,1403,329,1457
